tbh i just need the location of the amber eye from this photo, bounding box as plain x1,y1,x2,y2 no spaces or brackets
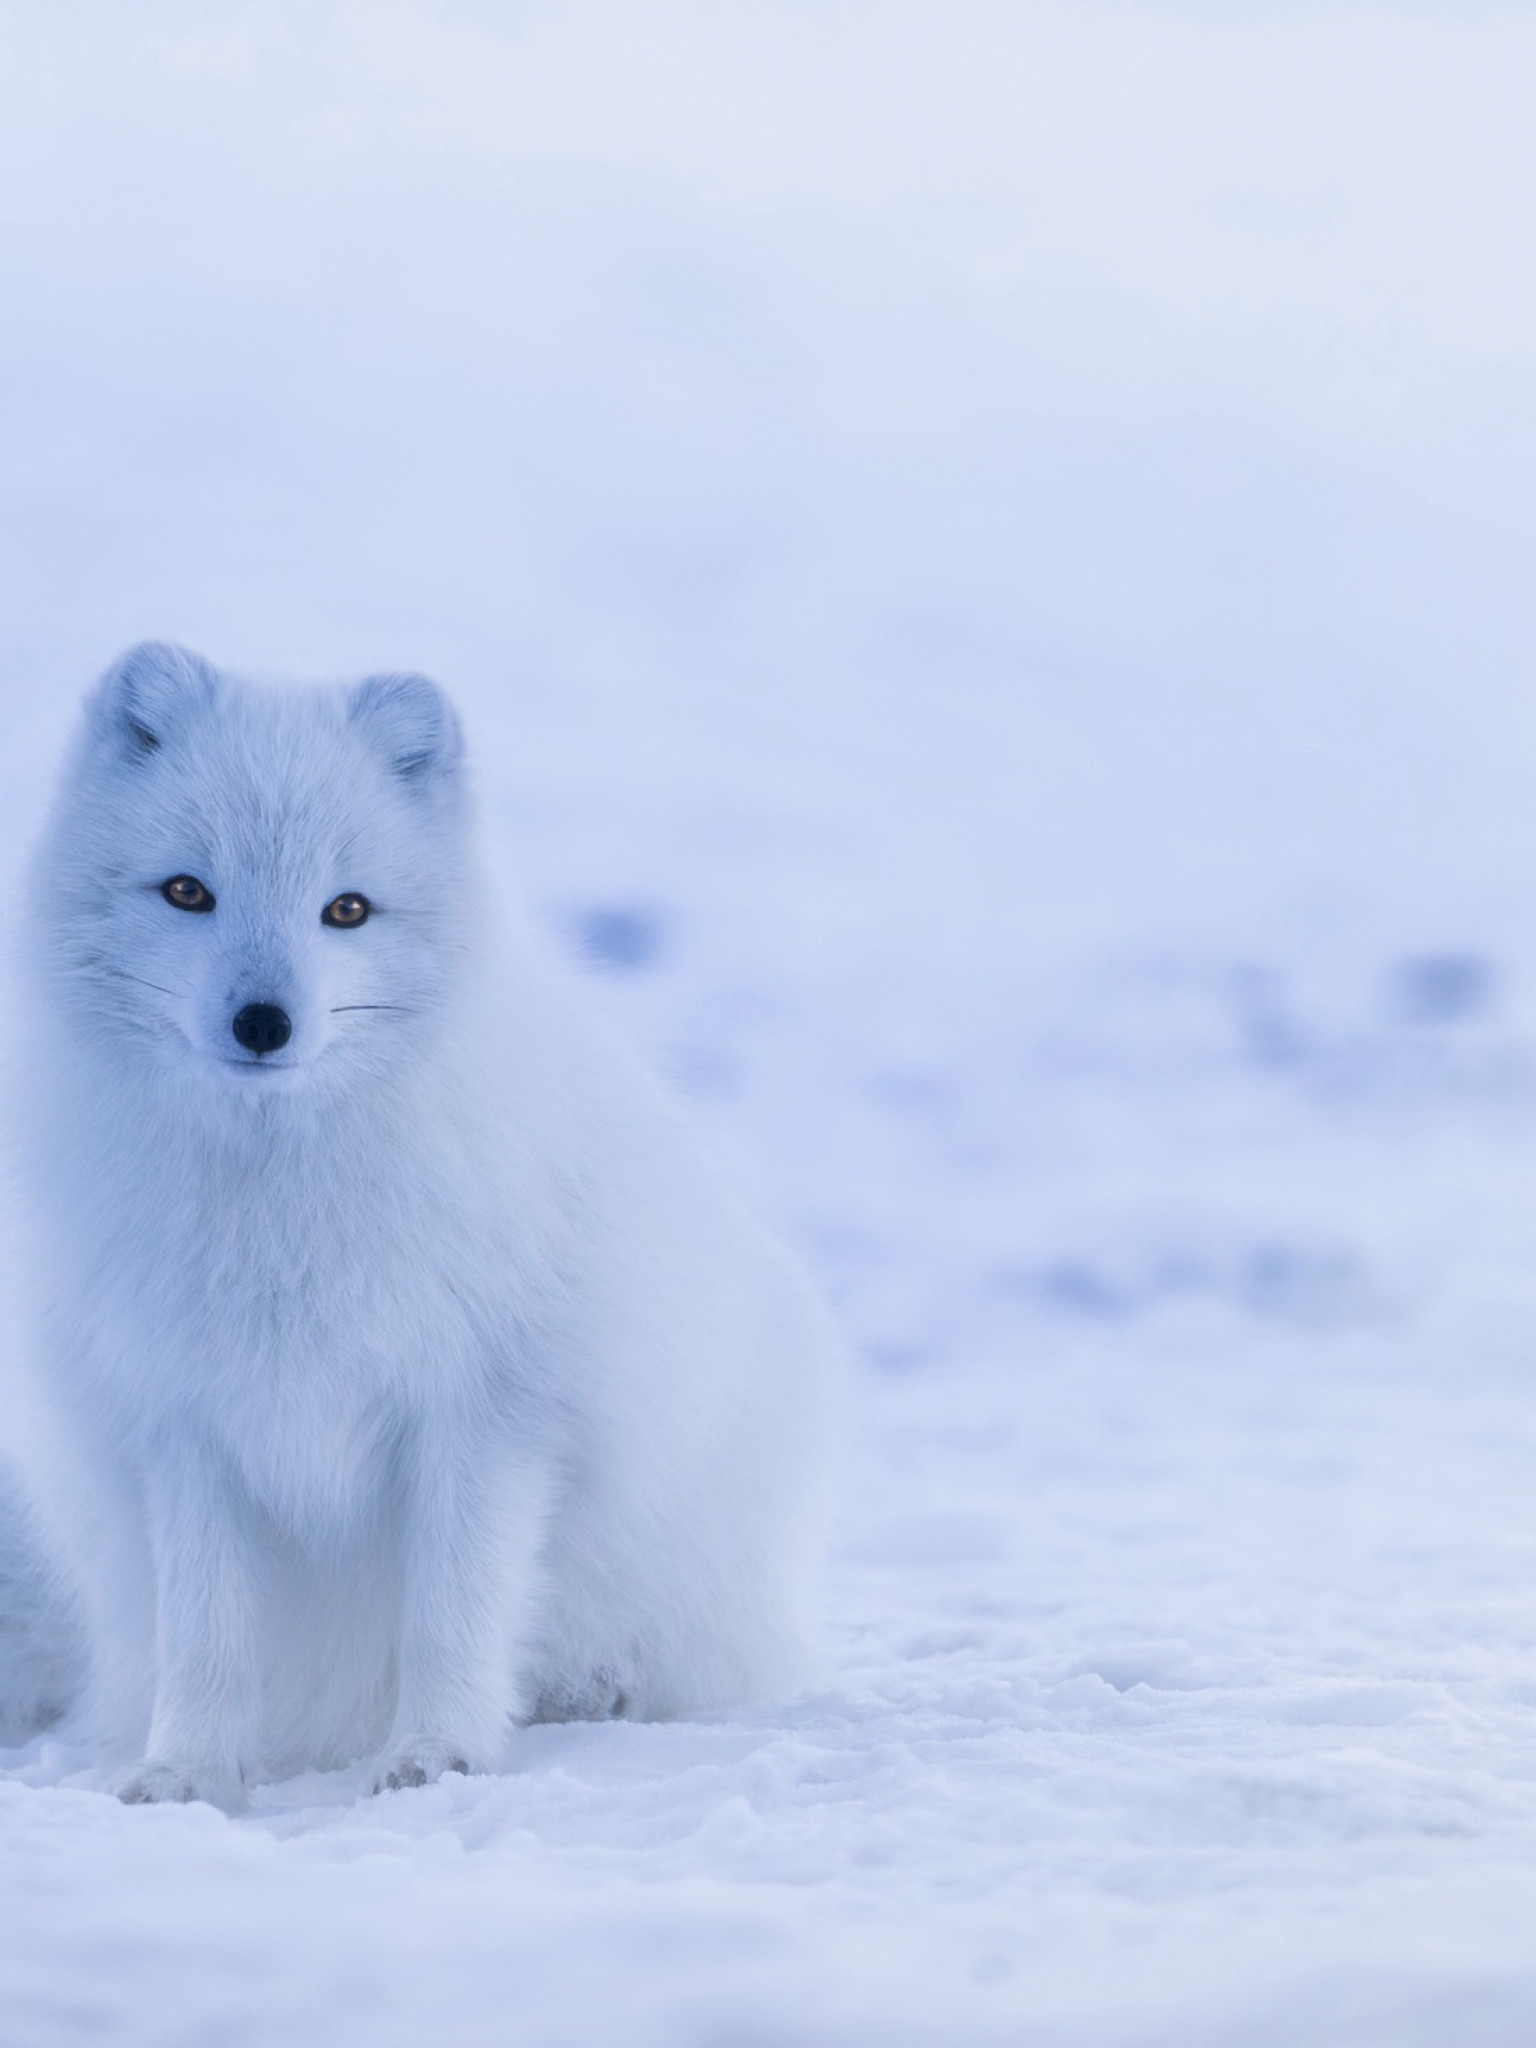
161,875,214,913
322,892,371,929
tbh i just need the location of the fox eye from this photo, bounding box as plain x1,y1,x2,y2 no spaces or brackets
322,893,370,929
161,875,214,913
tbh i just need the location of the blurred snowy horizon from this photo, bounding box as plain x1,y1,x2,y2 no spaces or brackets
7,7,1536,2044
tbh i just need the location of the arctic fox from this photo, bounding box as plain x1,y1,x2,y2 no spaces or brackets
10,643,831,1808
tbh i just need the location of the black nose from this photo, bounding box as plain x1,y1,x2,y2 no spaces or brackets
231,1003,292,1056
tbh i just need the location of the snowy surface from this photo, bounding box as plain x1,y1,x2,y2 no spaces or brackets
5,2,1536,2041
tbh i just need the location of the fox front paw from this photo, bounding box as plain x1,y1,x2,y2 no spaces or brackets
373,1741,472,1794
116,1758,243,1811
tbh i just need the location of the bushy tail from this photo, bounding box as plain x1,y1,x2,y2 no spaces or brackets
0,1459,83,1745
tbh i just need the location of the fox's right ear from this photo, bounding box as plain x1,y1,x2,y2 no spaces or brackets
91,642,220,760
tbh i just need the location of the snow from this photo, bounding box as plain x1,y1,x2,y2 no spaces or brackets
5,1,1536,2040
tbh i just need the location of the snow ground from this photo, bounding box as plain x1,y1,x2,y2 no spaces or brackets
5,3,1536,2041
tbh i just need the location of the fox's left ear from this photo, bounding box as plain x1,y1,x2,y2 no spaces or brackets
348,672,463,787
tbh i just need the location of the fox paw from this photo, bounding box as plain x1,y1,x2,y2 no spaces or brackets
527,1672,630,1724
116,1759,242,1810
374,1742,471,1794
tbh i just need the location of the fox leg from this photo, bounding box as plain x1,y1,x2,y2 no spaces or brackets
118,1448,260,1810
376,1424,548,1792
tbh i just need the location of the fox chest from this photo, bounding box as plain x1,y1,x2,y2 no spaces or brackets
88,1209,498,1526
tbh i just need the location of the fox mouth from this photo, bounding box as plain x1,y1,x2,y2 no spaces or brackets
217,1052,305,1077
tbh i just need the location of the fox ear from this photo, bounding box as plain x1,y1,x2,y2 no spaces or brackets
348,672,463,786
93,642,220,759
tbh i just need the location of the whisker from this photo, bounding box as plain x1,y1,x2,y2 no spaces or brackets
330,1004,414,1014
101,967,180,999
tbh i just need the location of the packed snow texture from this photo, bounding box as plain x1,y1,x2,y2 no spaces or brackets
5,2,1536,2041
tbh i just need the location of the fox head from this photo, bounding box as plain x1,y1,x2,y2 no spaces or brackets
33,642,476,1093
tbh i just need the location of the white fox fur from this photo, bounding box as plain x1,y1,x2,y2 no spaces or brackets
10,643,831,1808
